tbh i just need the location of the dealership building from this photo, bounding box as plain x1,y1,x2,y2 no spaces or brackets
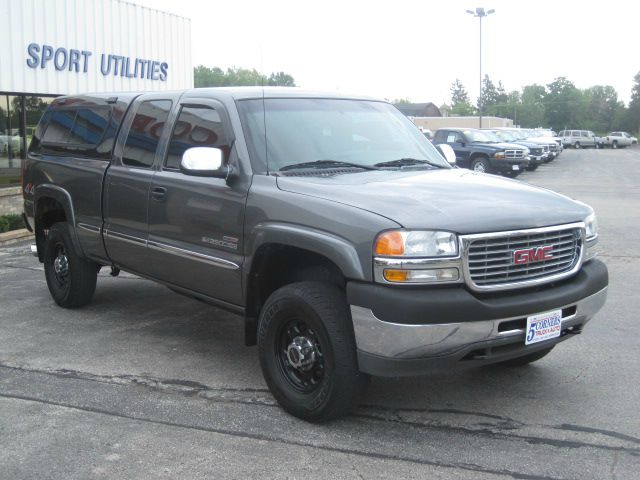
0,0,192,212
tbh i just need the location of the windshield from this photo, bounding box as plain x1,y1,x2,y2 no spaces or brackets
494,130,515,141
237,98,450,172
465,130,493,142
482,131,502,142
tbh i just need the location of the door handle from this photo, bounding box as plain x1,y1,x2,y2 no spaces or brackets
151,187,167,201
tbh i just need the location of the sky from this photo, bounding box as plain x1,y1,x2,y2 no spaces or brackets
136,0,639,106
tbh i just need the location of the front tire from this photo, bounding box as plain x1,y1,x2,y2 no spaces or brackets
574,142,581,149
257,281,369,422
470,156,492,174
612,141,618,149
43,222,98,308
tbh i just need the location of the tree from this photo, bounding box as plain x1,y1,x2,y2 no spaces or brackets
268,72,295,87
450,79,476,116
478,74,498,112
627,71,640,133
193,65,297,88
583,85,622,133
544,77,584,131
518,84,546,127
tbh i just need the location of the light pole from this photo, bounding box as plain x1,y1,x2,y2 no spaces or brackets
466,7,495,128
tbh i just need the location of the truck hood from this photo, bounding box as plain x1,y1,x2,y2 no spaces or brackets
470,141,525,151
276,169,590,233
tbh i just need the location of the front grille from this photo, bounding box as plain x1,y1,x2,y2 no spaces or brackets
542,145,550,152
549,144,558,152
466,226,582,290
505,149,525,159
530,147,543,155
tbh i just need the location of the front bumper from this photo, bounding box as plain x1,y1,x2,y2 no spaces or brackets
348,259,608,377
490,158,530,171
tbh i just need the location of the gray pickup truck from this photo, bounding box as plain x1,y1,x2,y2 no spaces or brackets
22,88,608,421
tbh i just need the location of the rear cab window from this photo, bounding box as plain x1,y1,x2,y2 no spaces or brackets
122,100,172,168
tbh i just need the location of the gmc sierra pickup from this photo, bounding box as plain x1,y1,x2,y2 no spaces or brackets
23,88,608,422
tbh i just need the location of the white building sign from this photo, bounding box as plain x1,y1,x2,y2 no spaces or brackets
0,0,193,95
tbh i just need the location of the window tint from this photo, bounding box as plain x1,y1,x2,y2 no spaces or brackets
41,108,111,146
122,100,172,168
572,131,580,137
42,110,76,143
165,105,228,170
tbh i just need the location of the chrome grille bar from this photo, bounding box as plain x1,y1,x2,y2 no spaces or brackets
461,223,585,292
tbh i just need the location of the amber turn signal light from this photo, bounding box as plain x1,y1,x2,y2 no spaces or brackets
374,231,405,256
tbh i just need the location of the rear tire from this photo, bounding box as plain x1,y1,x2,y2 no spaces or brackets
470,156,492,174
258,281,369,422
43,222,97,308
499,347,554,367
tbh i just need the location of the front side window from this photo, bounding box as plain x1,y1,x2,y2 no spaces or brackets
238,98,449,172
165,105,229,170
122,100,171,168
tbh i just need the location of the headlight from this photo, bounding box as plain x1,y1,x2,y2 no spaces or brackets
374,230,458,257
493,151,505,159
584,212,598,239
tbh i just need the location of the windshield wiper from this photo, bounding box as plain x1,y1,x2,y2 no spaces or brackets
279,160,378,171
374,157,445,169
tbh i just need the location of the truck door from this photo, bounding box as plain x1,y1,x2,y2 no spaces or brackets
147,99,247,306
103,97,173,274
447,131,470,167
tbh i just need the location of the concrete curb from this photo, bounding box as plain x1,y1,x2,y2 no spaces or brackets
0,228,34,247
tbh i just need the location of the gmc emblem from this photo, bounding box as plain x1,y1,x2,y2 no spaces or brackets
513,246,553,265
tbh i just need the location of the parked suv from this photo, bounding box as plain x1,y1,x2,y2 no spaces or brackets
559,130,598,149
22,88,608,421
483,129,545,170
432,128,529,175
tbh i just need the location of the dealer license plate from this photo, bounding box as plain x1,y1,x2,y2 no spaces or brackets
525,309,562,345
512,165,520,171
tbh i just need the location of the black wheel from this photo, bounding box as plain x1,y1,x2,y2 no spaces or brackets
257,281,369,422
612,141,618,149
574,142,581,149
499,347,554,367
470,156,492,174
44,222,98,308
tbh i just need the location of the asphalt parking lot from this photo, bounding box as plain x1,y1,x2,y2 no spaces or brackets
1,146,639,479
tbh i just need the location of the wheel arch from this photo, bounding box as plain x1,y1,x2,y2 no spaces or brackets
243,223,366,346
34,184,83,262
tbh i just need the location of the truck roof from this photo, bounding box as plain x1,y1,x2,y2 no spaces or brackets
49,87,383,107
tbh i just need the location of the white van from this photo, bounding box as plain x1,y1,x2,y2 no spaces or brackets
558,130,597,149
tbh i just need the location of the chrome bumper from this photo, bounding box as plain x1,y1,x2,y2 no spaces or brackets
350,286,607,360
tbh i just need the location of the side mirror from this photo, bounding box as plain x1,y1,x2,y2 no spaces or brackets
436,144,457,166
180,147,227,178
